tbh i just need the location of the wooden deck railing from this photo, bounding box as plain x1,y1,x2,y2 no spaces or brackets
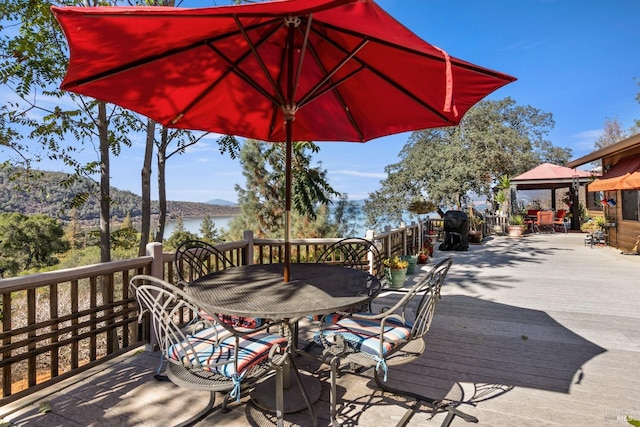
0,221,430,403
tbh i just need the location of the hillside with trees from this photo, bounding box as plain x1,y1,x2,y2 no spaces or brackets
0,168,239,225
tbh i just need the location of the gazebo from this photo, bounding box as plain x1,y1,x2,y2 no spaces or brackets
511,163,594,230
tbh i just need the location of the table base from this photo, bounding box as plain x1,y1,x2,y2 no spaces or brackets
251,371,321,414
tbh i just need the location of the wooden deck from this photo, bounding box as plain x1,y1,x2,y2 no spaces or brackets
3,233,640,426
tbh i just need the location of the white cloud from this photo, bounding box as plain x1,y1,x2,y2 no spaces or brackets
333,169,386,179
574,129,602,140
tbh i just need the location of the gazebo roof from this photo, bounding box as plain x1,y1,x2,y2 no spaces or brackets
512,163,594,190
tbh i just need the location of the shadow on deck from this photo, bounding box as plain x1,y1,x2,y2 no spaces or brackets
4,233,640,426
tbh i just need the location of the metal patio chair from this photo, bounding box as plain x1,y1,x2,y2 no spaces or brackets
316,237,385,281
175,240,268,331
174,239,235,287
298,238,385,353
314,258,478,426
130,274,302,427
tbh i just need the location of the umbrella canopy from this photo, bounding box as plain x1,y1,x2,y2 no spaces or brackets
52,0,516,282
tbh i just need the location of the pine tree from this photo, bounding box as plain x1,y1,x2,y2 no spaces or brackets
199,215,220,244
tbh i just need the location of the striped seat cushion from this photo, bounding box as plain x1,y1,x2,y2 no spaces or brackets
168,325,287,378
313,315,411,358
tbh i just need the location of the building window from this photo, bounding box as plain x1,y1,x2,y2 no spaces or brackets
622,190,639,221
587,190,604,211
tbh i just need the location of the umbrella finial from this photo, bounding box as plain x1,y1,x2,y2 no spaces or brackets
283,103,298,121
284,16,301,28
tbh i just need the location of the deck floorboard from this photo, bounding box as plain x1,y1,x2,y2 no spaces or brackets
3,233,640,426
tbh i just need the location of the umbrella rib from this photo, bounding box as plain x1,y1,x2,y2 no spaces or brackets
61,18,280,90
296,38,368,109
174,26,284,125
315,20,513,81
291,13,313,107
297,38,367,140
234,15,287,108
309,26,453,124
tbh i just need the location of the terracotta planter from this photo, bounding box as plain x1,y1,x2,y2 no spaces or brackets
417,253,429,264
507,225,525,237
468,230,483,243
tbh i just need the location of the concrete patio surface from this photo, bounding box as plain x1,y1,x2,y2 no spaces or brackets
2,232,640,426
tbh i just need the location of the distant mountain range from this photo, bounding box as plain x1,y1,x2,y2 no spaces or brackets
206,199,237,206
0,168,239,224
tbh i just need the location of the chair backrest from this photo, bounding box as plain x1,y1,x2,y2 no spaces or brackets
409,257,452,339
130,274,225,369
174,240,235,286
537,210,554,225
527,209,540,217
316,237,384,280
555,209,566,220
379,257,452,340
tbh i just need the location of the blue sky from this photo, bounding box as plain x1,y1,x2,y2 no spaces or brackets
4,0,640,204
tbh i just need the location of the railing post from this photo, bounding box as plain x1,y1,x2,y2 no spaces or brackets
383,226,392,257
400,222,407,255
146,242,164,279
243,230,254,266
365,230,376,275
145,242,163,351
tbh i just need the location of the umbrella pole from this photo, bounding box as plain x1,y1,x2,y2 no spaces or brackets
284,122,293,283
283,20,297,284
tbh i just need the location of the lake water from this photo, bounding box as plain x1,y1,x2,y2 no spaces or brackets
164,216,233,236
164,213,369,238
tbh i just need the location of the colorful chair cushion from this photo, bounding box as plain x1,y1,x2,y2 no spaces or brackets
168,325,287,378
313,315,412,359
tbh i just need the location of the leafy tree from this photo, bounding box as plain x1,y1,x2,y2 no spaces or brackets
199,215,221,244
111,212,137,251
151,128,239,245
595,117,627,150
363,98,571,229
121,212,133,229
0,213,70,276
164,217,197,250
225,139,339,240
634,78,640,135
331,195,362,238
0,0,145,263
110,227,138,251
63,208,82,249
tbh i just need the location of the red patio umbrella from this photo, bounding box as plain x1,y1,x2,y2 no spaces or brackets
52,0,515,282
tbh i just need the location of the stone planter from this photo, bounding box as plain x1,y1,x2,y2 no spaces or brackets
385,267,408,289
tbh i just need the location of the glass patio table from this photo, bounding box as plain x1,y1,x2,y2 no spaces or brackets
187,263,382,415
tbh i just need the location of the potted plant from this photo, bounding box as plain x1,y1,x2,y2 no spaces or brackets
604,216,616,228
468,207,484,243
383,256,409,289
400,253,418,274
494,190,507,214
417,238,433,264
581,216,605,235
507,214,526,237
